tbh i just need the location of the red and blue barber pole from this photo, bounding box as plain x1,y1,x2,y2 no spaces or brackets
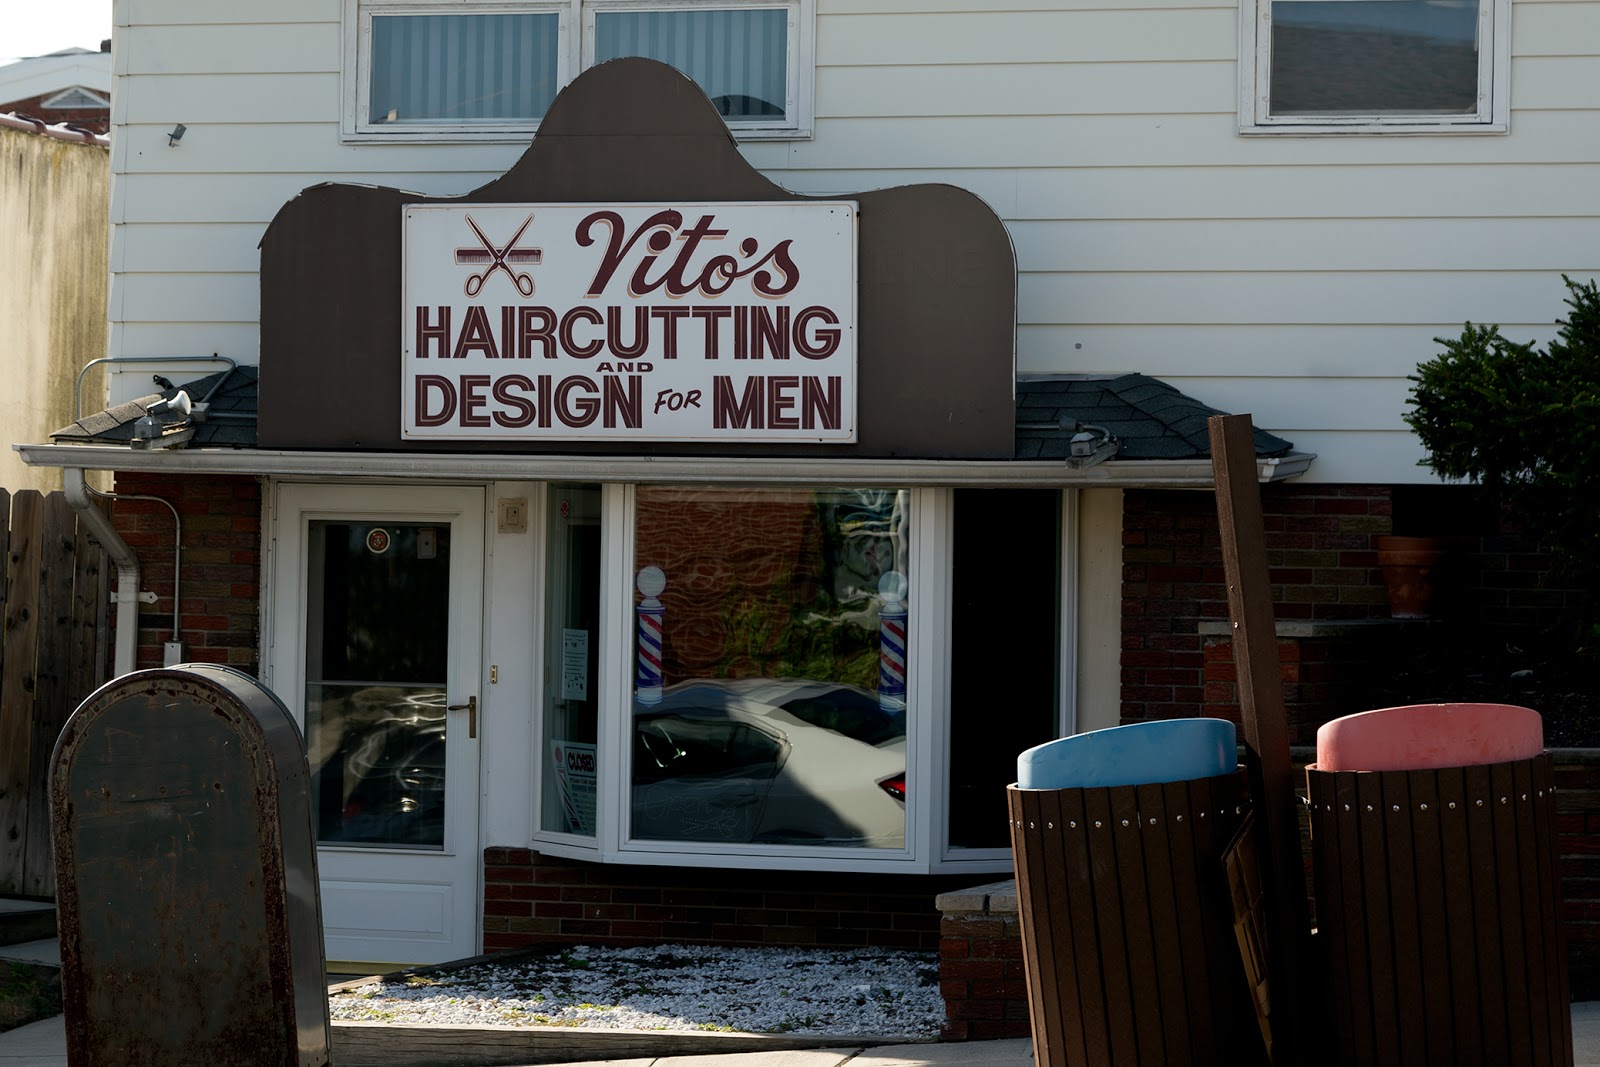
636,566,667,705
877,570,908,711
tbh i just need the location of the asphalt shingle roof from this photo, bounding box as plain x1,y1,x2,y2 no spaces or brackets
1015,374,1295,460
50,365,258,448
50,368,1293,464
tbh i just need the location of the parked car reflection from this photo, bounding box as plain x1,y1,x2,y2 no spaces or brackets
632,679,906,848
309,688,447,849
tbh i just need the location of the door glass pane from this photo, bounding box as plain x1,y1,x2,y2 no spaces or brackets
369,13,560,124
540,485,602,836
948,489,1061,849
1270,0,1480,116
631,486,910,848
306,522,451,849
594,8,789,122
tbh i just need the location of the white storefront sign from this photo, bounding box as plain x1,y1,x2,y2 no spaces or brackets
402,202,857,442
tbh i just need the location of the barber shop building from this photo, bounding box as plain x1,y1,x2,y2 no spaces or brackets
21,0,1598,975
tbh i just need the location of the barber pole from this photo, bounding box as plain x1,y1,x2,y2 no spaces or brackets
877,571,908,711
636,566,667,705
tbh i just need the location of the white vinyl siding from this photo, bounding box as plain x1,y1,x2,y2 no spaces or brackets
106,0,1600,485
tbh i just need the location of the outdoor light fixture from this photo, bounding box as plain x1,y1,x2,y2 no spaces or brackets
167,123,186,146
131,390,194,449
1066,422,1121,470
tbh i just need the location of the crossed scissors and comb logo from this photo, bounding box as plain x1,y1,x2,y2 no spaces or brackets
454,213,542,297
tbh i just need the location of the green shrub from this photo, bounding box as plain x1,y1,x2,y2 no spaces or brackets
1404,275,1600,602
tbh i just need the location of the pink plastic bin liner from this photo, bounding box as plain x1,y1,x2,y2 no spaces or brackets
1315,702,1543,772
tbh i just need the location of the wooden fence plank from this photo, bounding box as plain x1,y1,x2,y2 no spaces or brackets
1513,759,1553,1067
1163,777,1214,1058
1109,786,1163,1065
0,490,9,684
1464,763,1509,1065
67,503,109,711
1437,766,1486,1067
1060,787,1111,1066
23,494,77,896
0,490,44,893
1081,786,1137,1066
1407,770,1456,1065
1136,781,1193,1067
1380,770,1426,1066
1208,414,1311,1060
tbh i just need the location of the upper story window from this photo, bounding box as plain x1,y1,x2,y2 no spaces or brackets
1239,0,1510,134
343,0,813,142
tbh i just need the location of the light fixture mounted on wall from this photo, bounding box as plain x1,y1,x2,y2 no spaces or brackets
131,390,194,449
167,123,186,147
1066,422,1120,469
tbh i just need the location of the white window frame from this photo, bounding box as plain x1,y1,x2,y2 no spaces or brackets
342,0,814,143
1238,0,1511,135
526,482,1072,876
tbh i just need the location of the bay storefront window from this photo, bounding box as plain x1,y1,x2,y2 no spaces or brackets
629,486,911,850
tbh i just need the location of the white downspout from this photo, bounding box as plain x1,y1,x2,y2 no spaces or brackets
63,468,140,678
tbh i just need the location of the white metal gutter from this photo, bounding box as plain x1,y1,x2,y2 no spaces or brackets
16,443,1315,487
62,469,139,678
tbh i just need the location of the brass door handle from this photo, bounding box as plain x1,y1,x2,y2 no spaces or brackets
448,695,477,738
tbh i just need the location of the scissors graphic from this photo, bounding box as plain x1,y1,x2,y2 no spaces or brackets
455,213,541,298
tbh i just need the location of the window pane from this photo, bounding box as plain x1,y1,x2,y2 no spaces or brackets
305,522,451,849
595,8,789,121
370,13,560,124
1270,0,1480,116
540,485,603,837
632,487,909,848
948,489,1061,849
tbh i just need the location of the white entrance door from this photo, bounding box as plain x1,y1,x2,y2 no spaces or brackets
268,483,484,968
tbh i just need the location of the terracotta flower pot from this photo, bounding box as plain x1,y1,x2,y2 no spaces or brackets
1375,535,1444,619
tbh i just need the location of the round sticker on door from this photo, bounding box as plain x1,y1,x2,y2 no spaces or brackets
366,527,392,555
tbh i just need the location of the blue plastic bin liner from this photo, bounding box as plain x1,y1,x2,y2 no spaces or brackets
1016,717,1237,789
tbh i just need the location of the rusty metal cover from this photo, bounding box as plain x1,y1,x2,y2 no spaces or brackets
50,664,330,1067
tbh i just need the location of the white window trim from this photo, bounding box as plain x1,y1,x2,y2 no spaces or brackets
1237,0,1511,135
582,0,811,140
342,0,814,144
343,0,576,143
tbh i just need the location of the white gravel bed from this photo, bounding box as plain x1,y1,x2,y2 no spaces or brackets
329,944,944,1037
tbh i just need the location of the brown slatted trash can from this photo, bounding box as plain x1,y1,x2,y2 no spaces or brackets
1008,769,1266,1067
1309,703,1573,1067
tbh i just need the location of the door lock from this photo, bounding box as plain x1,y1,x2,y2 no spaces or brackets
448,695,478,738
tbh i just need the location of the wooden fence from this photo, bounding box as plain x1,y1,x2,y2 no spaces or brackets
0,489,109,897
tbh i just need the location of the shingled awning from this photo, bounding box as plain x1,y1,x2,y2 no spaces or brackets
1016,374,1295,461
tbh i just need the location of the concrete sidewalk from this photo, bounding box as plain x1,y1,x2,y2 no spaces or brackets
5,1010,1600,1067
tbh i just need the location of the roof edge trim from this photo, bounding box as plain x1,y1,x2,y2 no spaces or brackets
14,443,1315,488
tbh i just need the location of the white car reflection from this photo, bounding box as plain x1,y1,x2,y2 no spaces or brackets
632,679,907,848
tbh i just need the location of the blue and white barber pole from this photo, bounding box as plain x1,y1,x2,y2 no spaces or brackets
635,566,667,706
877,570,908,711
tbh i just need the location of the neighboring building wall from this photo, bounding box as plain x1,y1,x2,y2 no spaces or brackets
106,471,262,674
0,91,109,134
0,127,107,492
104,1,1600,486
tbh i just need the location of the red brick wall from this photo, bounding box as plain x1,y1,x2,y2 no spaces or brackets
937,913,1028,1040
482,847,973,956
1122,486,1393,739
109,472,262,674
